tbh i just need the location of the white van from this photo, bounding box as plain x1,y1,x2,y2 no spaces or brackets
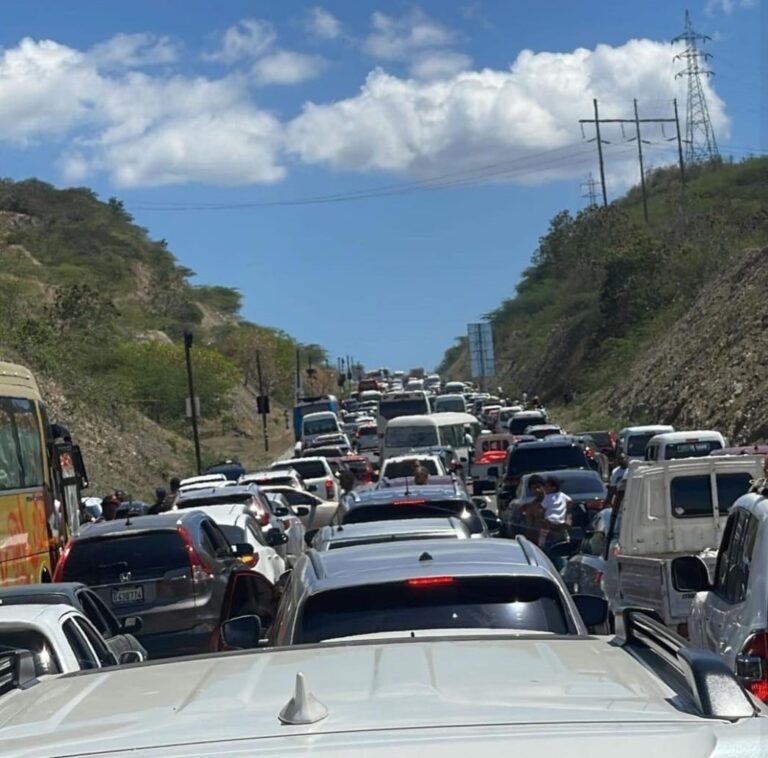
434,394,466,413
645,430,726,461
301,411,342,447
382,413,473,464
618,424,675,460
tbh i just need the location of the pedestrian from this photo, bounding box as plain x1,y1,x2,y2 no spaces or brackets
607,454,629,508
339,468,355,495
148,487,167,515
100,494,120,521
542,476,571,526
163,477,181,510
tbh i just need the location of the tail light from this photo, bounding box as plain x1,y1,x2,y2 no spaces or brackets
739,632,768,701
475,450,507,465
406,576,454,587
178,526,213,581
52,541,73,582
325,479,335,498
393,499,428,505
241,553,260,568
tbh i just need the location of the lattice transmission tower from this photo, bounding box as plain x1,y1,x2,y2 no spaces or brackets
672,9,719,164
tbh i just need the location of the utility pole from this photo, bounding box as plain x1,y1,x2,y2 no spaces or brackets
579,100,684,222
256,350,269,452
183,331,202,475
673,9,719,164
295,347,301,401
592,99,609,206
673,98,687,190
580,173,600,208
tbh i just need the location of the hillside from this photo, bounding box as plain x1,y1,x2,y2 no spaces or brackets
0,179,333,495
438,157,768,440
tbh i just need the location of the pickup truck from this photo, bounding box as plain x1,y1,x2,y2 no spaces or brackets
469,433,513,495
602,455,763,633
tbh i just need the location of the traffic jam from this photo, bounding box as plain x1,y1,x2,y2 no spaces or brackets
2,364,768,754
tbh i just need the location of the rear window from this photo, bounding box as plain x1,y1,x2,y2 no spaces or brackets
671,473,752,518
379,398,430,420
0,630,61,676
584,432,612,448
625,433,657,457
435,399,465,412
505,446,588,476
304,448,344,459
385,426,439,448
62,533,189,583
343,500,483,534
481,438,511,453
383,460,440,478
509,415,546,435
358,426,377,436
218,524,246,544
303,418,339,436
275,461,327,479
665,441,723,459
295,576,570,643
558,473,606,496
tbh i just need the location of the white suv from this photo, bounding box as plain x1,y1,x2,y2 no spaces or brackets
270,457,340,501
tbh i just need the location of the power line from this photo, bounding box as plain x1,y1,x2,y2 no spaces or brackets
673,9,720,164
580,173,600,207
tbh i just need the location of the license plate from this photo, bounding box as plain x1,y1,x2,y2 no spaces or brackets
111,586,144,605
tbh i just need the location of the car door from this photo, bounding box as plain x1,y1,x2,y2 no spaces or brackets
77,588,146,660
60,613,103,671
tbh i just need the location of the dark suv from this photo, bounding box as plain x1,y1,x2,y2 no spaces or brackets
53,511,254,658
497,439,590,513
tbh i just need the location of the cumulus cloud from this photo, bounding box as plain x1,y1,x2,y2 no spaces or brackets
88,32,179,68
306,7,342,40
286,39,729,185
202,19,276,63
705,0,757,14
409,50,473,80
364,8,456,61
251,50,326,86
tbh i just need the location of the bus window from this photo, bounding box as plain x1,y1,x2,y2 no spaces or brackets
0,401,21,490
12,399,44,487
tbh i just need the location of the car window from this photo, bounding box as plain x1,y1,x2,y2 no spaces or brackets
74,617,114,667
274,461,327,479
62,618,99,670
715,509,757,604
62,533,189,583
665,440,723,459
505,446,588,476
76,590,110,636
202,520,232,559
716,473,753,513
383,460,440,478
670,475,712,518
82,590,120,637
296,576,571,643
0,629,61,676
281,489,317,506
343,500,484,534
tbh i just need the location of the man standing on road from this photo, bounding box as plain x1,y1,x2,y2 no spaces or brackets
608,454,629,508
162,477,181,510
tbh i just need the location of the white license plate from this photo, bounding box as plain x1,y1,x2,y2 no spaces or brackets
112,586,144,605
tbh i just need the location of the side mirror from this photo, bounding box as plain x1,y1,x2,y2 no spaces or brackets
671,555,711,592
267,528,289,547
232,543,255,557
220,615,263,651
272,507,290,517
304,528,319,547
572,594,609,630
479,507,502,535
295,506,310,518
121,616,143,635
119,649,145,665
307,484,318,493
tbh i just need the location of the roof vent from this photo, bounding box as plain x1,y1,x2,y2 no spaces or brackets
278,673,328,725
418,551,433,562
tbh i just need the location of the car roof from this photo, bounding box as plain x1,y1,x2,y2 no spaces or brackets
180,504,251,525
522,468,602,481
0,583,86,602
383,454,442,464
320,518,466,541
345,484,466,507
72,512,197,539
646,430,724,443
513,438,581,449
273,457,328,466
176,485,257,503
0,603,75,624
619,425,675,434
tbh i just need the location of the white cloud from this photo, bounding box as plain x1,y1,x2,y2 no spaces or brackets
364,8,456,61
252,50,326,86
306,7,342,40
202,19,276,63
705,0,756,14
409,51,473,80
286,39,729,186
88,33,179,68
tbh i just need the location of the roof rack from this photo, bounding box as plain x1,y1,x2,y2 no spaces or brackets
0,647,38,698
514,535,538,566
616,609,757,721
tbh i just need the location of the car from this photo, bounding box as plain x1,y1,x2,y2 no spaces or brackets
339,454,375,485
204,460,246,481
618,424,675,460
0,604,119,676
308,517,471,551
433,394,466,413
497,439,590,513
508,410,548,435
261,491,306,565
354,423,379,451
306,432,352,450
269,537,607,646
301,411,343,448
501,468,608,537
0,582,145,661
52,511,256,659
470,433,514,495
574,429,618,461
270,457,341,501
0,611,762,755
336,483,498,537
258,485,337,530
178,473,228,493
524,424,565,439
180,504,288,584
240,469,305,490
644,430,727,461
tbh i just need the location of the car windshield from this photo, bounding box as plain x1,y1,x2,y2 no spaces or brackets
296,576,570,643
343,500,484,534
506,446,588,476
379,398,429,420
385,426,439,448
62,533,189,583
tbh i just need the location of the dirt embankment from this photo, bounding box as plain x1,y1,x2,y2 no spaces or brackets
605,248,768,442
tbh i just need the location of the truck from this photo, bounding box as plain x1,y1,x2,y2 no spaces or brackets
602,454,763,633
292,395,338,441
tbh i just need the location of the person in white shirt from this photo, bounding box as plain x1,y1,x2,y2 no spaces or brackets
542,476,571,525
608,453,629,507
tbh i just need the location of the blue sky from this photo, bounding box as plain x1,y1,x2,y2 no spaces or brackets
0,0,763,372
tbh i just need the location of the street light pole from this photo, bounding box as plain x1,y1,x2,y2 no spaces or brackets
183,331,202,475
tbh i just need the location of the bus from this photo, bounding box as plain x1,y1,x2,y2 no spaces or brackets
0,361,86,585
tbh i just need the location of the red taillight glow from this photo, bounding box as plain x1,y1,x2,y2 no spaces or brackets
178,526,213,578
749,681,768,701
393,499,428,505
52,541,72,582
476,451,507,465
325,479,335,498
742,632,768,702
406,576,455,587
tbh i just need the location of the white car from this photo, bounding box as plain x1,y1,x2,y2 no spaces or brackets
182,504,287,584
0,604,118,676
258,485,337,530
270,457,340,501
261,491,306,565
240,469,305,490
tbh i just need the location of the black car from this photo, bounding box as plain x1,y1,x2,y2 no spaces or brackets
497,439,590,513
0,582,146,660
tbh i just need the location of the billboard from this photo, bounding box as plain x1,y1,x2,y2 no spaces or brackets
467,322,495,379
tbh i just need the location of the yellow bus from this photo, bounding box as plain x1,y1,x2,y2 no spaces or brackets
0,361,84,585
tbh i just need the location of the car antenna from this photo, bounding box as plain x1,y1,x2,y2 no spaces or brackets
125,493,132,527
404,474,410,496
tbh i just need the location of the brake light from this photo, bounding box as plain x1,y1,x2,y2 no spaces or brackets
325,479,335,498
407,576,454,587
740,632,768,701
475,450,507,465
241,553,260,568
52,541,73,582
393,499,428,505
178,526,213,580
